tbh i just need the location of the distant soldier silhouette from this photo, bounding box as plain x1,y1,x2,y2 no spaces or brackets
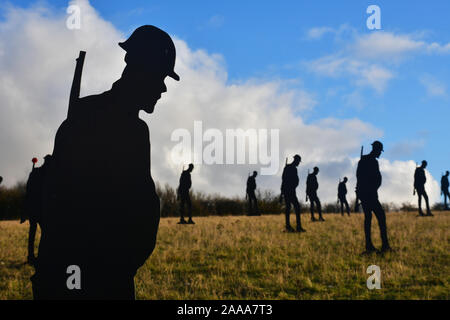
246,171,259,216
34,25,179,299
338,177,350,216
356,141,391,254
414,160,433,217
441,171,450,210
22,155,52,265
306,167,324,222
177,164,195,224
280,155,305,233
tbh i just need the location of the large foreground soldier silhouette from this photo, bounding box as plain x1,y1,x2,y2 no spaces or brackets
34,25,179,299
177,164,195,224
442,171,450,210
280,155,305,233
22,155,52,265
306,167,324,222
246,171,259,216
414,160,433,217
356,141,391,254
338,177,350,216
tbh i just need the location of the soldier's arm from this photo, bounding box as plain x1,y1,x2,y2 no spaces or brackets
376,160,382,188
129,119,160,268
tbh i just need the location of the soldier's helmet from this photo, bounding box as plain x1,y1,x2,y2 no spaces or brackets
293,154,301,162
119,25,180,81
421,160,428,167
43,154,52,162
343,177,348,182
446,171,449,176
371,140,384,152
188,163,194,170
0,176,3,184
313,166,319,173
253,171,258,176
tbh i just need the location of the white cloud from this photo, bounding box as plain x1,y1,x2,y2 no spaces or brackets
354,32,425,61
305,24,353,41
420,75,447,98
306,27,335,40
387,139,425,158
207,14,225,28
307,55,394,94
0,0,441,205
306,30,450,94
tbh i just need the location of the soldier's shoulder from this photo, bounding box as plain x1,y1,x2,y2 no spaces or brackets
82,92,110,108
71,92,111,117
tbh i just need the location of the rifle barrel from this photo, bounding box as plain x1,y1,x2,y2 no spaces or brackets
67,51,86,119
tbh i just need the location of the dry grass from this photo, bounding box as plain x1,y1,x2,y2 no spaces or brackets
0,212,449,300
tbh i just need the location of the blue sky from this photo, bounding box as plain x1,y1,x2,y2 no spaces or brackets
2,0,449,188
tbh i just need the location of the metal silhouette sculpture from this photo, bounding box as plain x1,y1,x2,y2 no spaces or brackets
33,25,179,299
356,141,391,254
414,160,433,217
338,177,350,216
441,171,450,210
177,164,195,224
306,167,324,222
22,156,52,266
246,171,260,216
280,155,306,233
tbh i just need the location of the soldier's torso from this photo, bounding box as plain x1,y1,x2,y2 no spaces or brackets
282,164,299,191
247,177,256,192
356,155,381,196
414,168,426,187
39,91,159,283
179,171,191,191
442,176,449,189
338,182,347,197
306,174,318,195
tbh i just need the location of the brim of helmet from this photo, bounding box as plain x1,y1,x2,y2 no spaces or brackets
168,70,180,81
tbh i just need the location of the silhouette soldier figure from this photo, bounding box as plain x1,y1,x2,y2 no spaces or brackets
34,25,179,299
414,160,433,217
246,171,259,216
441,171,450,210
22,155,52,265
338,177,350,216
280,155,305,233
356,141,391,254
306,167,324,222
177,164,195,224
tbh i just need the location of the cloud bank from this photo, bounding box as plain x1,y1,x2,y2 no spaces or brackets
0,0,440,205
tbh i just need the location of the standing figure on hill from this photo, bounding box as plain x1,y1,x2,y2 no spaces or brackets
414,160,433,217
356,141,391,254
440,171,449,210
34,25,179,299
178,164,195,224
246,171,259,216
280,154,306,233
338,177,350,216
306,167,324,222
22,155,52,266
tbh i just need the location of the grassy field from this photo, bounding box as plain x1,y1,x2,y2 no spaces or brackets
0,212,448,300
